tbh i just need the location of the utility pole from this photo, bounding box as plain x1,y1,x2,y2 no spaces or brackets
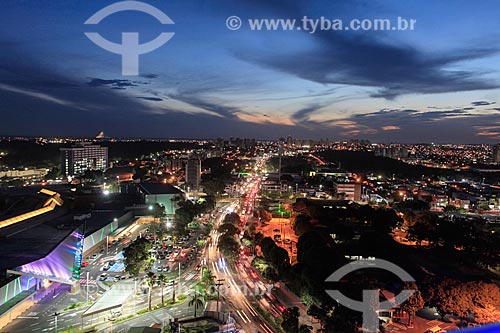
178,262,181,299
86,271,89,304
215,279,225,322
53,312,60,333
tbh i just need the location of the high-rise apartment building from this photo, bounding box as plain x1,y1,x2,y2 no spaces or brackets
493,144,500,164
185,159,201,191
60,143,108,177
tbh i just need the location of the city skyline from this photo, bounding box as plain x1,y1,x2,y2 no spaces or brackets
2,0,500,142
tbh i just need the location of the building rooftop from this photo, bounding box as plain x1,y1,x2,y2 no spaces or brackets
137,183,184,195
0,209,129,279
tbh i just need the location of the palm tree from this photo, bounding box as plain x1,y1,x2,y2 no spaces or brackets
188,290,206,317
157,274,168,306
145,272,156,311
201,269,215,291
200,267,215,295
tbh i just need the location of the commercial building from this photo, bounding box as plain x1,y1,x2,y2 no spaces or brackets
185,158,201,191
137,183,185,217
0,184,144,324
0,199,136,328
60,143,108,177
335,182,362,201
0,168,48,179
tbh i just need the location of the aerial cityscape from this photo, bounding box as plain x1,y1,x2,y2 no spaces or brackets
1,1,500,333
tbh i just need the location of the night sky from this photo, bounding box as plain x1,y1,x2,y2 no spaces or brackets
1,0,500,142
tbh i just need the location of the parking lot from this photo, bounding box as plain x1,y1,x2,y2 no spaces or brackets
258,217,298,260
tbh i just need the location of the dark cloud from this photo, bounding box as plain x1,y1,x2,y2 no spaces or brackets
340,107,500,143
291,105,323,122
471,101,496,106
87,78,138,88
140,74,159,79
136,96,163,102
167,94,240,119
354,108,473,123
235,1,499,99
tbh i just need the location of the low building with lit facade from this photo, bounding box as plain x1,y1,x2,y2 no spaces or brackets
136,183,185,217
334,181,362,201
0,187,137,328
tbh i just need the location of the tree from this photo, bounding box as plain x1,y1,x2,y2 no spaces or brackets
254,232,264,246
324,306,360,333
223,212,241,225
218,223,239,236
425,278,500,322
145,272,156,311
151,203,166,237
259,237,276,256
157,274,168,306
371,208,401,233
292,214,312,237
124,238,153,276
218,234,240,261
201,268,215,294
281,307,300,333
188,289,205,317
403,211,417,228
268,246,291,275
174,200,201,235
202,179,225,197
263,266,279,283
400,284,424,326
45,166,61,180
81,169,104,184
407,212,440,246
298,325,313,333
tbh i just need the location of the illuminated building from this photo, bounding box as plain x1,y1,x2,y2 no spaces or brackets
493,144,500,164
335,181,362,201
186,158,201,191
60,143,108,177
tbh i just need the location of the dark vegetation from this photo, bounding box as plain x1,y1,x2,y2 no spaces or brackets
0,140,202,168
319,150,500,183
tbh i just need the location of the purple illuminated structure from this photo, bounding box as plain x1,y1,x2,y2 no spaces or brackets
9,228,84,284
